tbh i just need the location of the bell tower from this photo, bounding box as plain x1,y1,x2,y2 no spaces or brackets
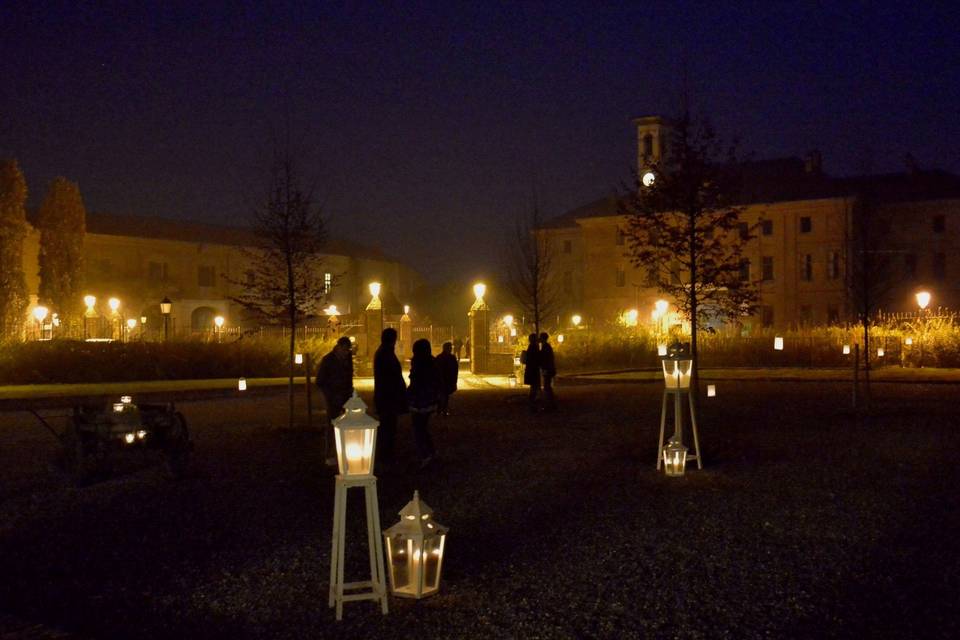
633,115,671,177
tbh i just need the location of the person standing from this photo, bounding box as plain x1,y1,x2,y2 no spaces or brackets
408,338,439,468
521,333,540,411
316,336,355,466
374,328,406,469
436,341,459,416
539,332,557,411
452,336,464,361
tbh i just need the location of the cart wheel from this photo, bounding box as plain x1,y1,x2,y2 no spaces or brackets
62,419,91,485
164,412,190,479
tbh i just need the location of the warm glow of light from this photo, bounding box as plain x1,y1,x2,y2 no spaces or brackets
843,344,851,355
774,336,784,351
121,395,132,404
557,334,564,343
473,282,486,301
915,291,931,310
113,403,125,413
238,378,247,391
654,299,669,315
345,442,364,464
126,318,137,329
214,315,224,328
877,348,885,357
369,282,382,298
403,304,410,315
295,353,303,364
84,295,96,309
642,171,656,187
325,304,339,316
108,297,120,313
905,337,913,346
32,306,49,322
624,309,639,326
571,314,582,327
657,344,667,356
707,384,716,397
502,314,514,327
124,433,135,444
136,430,147,440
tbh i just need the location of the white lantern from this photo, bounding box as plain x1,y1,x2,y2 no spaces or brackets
662,439,688,477
557,334,564,343
657,344,667,356
508,374,518,388
238,378,247,391
707,384,716,397
877,347,884,357
905,337,913,346
661,355,693,390
774,336,784,351
333,392,378,477
843,344,851,355
295,353,304,364
383,491,448,599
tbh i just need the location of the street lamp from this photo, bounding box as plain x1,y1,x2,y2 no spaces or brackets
916,291,931,310
83,295,97,340
33,305,49,340
571,314,582,328
473,282,486,306
108,297,121,341
214,315,224,342
915,290,931,367
160,297,172,342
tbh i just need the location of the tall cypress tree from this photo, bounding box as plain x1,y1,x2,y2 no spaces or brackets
0,160,29,340
37,177,86,331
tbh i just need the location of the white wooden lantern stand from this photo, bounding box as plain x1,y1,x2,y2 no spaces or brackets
328,474,388,620
328,392,388,620
656,350,703,471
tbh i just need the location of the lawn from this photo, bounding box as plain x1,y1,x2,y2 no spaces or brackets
0,381,957,639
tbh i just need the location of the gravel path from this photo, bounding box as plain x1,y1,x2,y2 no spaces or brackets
1,382,958,639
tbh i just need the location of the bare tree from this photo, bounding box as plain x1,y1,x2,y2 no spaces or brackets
504,200,558,334
227,153,329,428
621,113,758,380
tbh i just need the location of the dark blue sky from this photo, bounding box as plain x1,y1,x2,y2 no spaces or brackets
2,1,958,282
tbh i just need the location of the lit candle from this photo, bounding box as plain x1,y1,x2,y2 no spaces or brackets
345,441,364,467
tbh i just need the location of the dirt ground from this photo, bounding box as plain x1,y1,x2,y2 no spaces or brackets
0,381,958,639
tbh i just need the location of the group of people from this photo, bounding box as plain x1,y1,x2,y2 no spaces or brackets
521,332,557,412
315,330,459,472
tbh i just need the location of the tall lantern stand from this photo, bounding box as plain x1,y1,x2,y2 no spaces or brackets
328,392,388,620
383,491,449,599
656,344,703,474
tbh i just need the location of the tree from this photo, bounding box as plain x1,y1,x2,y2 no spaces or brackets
227,154,330,428
621,113,758,379
37,177,86,334
844,187,897,409
0,160,29,340
504,200,558,334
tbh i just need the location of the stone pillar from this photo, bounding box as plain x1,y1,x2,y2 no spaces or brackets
469,295,489,375
399,309,412,358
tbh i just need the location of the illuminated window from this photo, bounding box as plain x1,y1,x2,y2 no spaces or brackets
324,272,332,293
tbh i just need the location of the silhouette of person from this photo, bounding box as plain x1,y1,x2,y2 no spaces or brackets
374,327,406,469
408,338,439,468
539,332,557,411
453,336,464,361
316,336,354,465
436,341,459,415
521,333,540,411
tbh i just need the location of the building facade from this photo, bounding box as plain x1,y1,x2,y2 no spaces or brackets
540,116,960,330
22,212,422,336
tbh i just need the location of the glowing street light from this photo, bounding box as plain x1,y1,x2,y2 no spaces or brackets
642,171,656,187
108,297,121,314
160,297,172,341
369,281,381,300
33,305,49,340
84,295,96,312
654,299,669,315
916,291,931,310
126,318,137,330
571,314,582,327
623,309,639,327
473,282,486,304
502,314,514,327
214,315,225,342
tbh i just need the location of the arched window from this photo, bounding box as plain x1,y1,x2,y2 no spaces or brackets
191,306,218,331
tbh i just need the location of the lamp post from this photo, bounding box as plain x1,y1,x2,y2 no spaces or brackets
365,282,383,363
916,290,931,368
214,315,224,343
140,315,147,340
83,295,96,340
469,282,489,374
160,297,172,342
125,318,137,342
108,297,121,341
571,314,582,328
33,306,49,341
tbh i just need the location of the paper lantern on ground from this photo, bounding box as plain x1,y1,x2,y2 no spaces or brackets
843,344,851,355
662,439,688,477
774,336,784,351
661,355,692,390
383,491,448,599
877,348,885,357
333,392,378,477
657,344,667,356
238,378,247,391
905,337,914,346
707,384,716,397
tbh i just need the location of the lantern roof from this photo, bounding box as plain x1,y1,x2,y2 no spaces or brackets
333,392,378,430
385,490,448,538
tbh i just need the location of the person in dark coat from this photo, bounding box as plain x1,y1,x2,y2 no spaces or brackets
374,328,407,468
521,333,540,411
539,332,557,411
408,338,439,468
435,341,459,416
452,336,464,361
316,336,354,465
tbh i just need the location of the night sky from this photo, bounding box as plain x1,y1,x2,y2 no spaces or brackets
2,2,958,283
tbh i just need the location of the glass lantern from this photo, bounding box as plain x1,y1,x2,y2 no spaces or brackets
333,392,378,477
774,336,784,351
383,491,448,599
842,344,851,355
661,356,693,390
662,439,688,477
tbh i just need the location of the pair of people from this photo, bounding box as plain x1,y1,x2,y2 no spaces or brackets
521,331,557,411
373,328,440,470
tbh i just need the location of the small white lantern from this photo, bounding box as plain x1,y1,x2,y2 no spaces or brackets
657,344,667,356
238,378,247,391
905,337,913,346
295,353,304,364
498,335,504,343
774,336,784,351
662,439,688,477
508,374,518,388
557,334,564,343
843,344,851,355
383,491,448,599
661,354,693,390
877,347,885,357
707,384,716,397
332,392,378,477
